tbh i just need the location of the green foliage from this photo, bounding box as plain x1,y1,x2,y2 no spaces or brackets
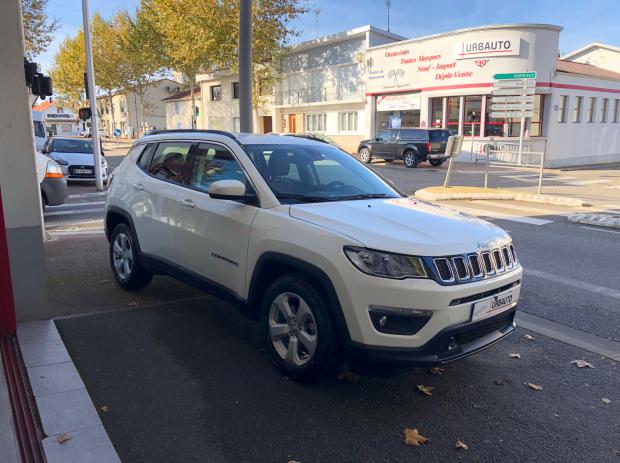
21,0,60,59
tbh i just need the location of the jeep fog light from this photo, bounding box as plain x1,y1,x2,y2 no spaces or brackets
369,305,432,336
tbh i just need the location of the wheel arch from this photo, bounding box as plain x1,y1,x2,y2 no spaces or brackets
105,206,137,244
248,252,351,342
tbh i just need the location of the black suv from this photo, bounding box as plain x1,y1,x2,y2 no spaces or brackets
357,128,451,168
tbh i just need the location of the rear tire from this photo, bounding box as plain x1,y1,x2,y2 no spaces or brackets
359,148,372,164
403,151,418,168
429,159,444,167
260,275,342,381
109,223,153,290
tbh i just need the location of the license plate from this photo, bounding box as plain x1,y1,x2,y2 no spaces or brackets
73,169,92,174
471,290,516,322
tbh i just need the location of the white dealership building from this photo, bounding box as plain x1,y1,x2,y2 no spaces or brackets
364,24,620,167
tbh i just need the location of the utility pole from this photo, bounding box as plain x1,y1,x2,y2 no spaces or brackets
239,0,253,133
386,0,392,32
81,0,104,190
314,6,321,39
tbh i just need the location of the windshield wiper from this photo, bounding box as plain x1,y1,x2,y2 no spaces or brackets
333,193,390,201
274,193,333,203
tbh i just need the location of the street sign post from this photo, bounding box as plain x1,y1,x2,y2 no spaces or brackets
491,71,537,164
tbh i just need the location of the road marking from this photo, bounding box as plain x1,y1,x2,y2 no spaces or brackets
565,179,609,186
44,208,104,217
525,268,620,301
46,230,105,237
47,201,106,208
470,200,571,216
580,226,620,234
499,175,539,183
447,205,554,225
516,312,620,361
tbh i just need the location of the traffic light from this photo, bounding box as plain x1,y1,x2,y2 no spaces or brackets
79,108,92,121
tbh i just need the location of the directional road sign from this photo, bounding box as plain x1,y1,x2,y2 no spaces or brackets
491,87,536,96
492,80,536,88
490,103,535,111
493,72,537,80
490,111,534,118
490,95,535,104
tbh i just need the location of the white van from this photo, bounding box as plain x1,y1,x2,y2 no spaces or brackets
32,110,47,152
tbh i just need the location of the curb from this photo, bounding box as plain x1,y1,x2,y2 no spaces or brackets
567,213,620,229
414,187,589,207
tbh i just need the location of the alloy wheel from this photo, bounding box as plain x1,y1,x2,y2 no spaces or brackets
112,232,133,280
359,149,370,163
268,292,318,367
404,152,415,167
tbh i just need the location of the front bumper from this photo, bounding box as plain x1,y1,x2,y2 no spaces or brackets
41,177,67,206
348,307,516,366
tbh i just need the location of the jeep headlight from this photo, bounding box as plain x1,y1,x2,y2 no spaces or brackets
344,246,428,279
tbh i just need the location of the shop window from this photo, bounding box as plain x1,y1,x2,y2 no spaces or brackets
572,96,582,123
305,113,326,132
614,99,620,123
430,98,444,128
232,82,240,99
446,97,460,135
463,96,482,136
601,98,609,123
557,95,568,123
339,112,358,132
587,97,596,123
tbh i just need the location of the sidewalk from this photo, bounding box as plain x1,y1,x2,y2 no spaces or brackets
0,354,20,463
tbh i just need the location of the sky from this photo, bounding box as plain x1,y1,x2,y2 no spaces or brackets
37,0,620,72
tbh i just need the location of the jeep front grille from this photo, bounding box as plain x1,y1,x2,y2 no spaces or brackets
431,244,519,284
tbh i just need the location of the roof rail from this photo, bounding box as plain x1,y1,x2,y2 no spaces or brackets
145,129,238,140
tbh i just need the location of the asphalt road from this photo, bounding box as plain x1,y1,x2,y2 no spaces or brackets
46,146,620,462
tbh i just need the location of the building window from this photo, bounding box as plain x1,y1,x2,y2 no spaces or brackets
463,96,482,136
339,112,358,132
601,98,609,123
430,98,444,128
232,82,239,99
529,95,545,137
557,95,568,123
174,102,180,115
233,117,240,132
305,113,326,132
587,97,596,123
210,85,222,101
446,97,460,134
614,99,620,123
572,96,582,123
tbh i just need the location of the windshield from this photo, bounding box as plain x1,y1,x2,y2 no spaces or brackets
52,139,94,154
244,143,402,204
33,121,45,138
377,129,390,140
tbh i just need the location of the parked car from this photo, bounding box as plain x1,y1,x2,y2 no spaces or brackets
42,137,108,182
35,150,67,209
80,128,108,138
357,128,451,167
286,133,345,150
32,110,47,152
105,130,522,380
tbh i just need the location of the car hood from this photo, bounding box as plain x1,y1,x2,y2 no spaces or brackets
289,198,510,256
51,151,95,166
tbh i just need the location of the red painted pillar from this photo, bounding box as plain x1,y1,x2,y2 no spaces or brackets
0,187,16,336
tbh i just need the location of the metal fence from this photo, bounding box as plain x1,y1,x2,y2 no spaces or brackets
483,141,547,195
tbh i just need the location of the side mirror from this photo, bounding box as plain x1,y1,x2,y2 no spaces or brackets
207,180,247,200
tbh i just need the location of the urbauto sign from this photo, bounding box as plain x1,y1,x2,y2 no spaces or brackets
455,38,521,60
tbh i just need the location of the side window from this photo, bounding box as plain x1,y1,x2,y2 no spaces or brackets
189,143,247,193
131,144,149,169
387,131,398,143
148,142,192,183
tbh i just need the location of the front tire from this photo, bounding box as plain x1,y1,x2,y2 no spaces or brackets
429,159,444,167
260,275,342,381
403,151,418,168
359,148,372,164
109,223,152,290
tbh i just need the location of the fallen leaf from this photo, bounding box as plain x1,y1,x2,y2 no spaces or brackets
472,403,482,409
509,353,521,359
127,301,140,307
403,428,429,447
528,383,543,391
337,370,360,384
417,384,435,396
99,279,108,284
611,448,620,456
429,367,444,375
571,359,595,369
57,433,71,444
100,405,109,413
602,398,611,404
525,334,534,340
494,378,505,386
288,461,301,463
455,439,469,450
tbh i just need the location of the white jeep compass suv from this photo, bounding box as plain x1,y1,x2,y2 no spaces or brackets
105,130,522,380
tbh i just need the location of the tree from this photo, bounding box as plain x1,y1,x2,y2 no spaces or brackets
21,0,60,59
48,31,86,111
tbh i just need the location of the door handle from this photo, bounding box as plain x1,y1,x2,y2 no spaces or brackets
178,199,196,208
132,183,145,191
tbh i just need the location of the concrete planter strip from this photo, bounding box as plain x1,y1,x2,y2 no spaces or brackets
567,213,620,229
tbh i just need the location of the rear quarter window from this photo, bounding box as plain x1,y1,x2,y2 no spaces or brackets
400,129,426,141
429,130,450,142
